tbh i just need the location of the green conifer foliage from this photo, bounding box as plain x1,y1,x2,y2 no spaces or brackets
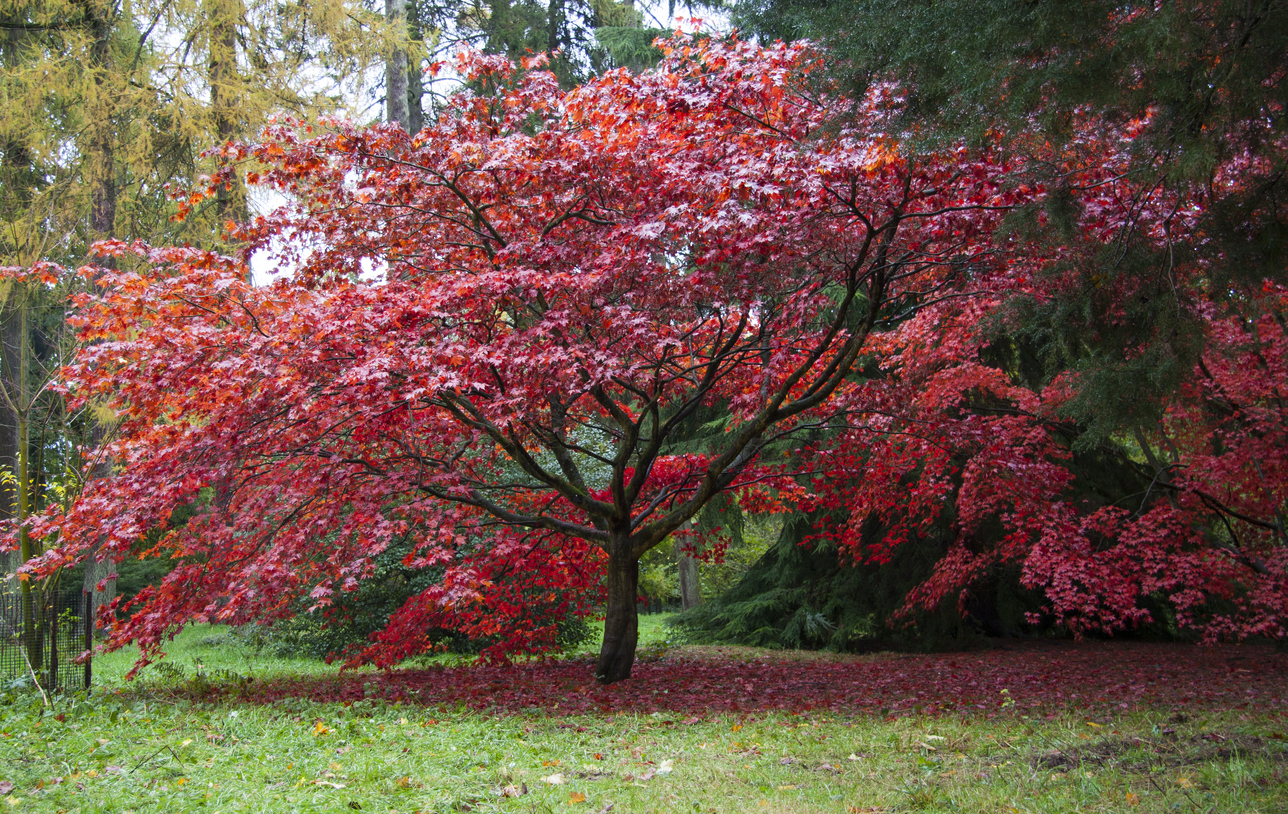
730,0,1287,440
673,511,975,651
675,431,1165,650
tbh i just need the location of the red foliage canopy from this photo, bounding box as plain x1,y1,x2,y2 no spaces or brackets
8,36,1286,680
803,110,1288,641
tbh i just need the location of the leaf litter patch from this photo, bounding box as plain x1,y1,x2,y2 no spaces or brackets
136,640,1288,719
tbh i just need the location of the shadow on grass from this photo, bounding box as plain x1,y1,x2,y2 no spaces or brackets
129,640,1288,719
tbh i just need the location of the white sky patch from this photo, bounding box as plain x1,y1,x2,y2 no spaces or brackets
246,185,293,287
360,255,390,284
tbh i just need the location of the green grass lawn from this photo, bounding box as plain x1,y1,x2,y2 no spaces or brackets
3,617,1286,813
86,611,678,685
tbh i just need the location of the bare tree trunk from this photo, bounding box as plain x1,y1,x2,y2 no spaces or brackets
386,0,409,129
12,290,42,671
596,541,639,684
82,0,116,245
0,22,33,577
675,538,701,611
546,0,565,55
207,0,247,227
406,0,423,134
0,303,19,576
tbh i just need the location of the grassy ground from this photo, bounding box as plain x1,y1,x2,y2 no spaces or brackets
86,612,678,685
2,618,1285,813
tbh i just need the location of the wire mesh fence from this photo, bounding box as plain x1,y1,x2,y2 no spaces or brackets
0,584,93,692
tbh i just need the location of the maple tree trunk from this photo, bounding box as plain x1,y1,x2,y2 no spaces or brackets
596,547,639,685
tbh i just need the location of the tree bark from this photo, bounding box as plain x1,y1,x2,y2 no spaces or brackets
406,0,423,134
595,545,639,684
676,538,701,611
82,0,116,245
207,0,248,228
0,300,19,575
385,0,409,129
13,291,41,672
547,0,565,55
0,25,33,576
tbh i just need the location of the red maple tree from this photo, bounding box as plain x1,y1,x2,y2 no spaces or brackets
13,36,1283,683
14,37,1027,682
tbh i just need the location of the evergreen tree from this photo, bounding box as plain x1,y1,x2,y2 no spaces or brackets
416,0,650,87
730,0,1287,440
672,2,1287,647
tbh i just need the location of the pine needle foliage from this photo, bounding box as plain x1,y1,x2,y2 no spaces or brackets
594,26,668,72
731,0,1288,444
671,511,980,651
